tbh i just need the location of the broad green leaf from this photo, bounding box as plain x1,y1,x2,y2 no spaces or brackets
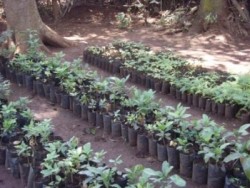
240,157,250,181
204,152,214,163
238,124,250,136
169,174,186,187
83,142,92,153
112,184,121,188
143,168,161,178
161,161,173,177
200,127,213,142
224,152,242,163
220,143,231,150
223,131,234,139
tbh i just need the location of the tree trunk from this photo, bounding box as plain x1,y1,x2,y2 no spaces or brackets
52,0,61,22
3,0,73,53
192,0,228,32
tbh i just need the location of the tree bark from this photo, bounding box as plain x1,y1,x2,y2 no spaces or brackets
52,0,61,22
231,0,250,23
3,0,73,53
192,0,228,32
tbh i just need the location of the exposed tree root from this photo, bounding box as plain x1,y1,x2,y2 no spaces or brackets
3,0,75,54
163,28,184,35
41,24,75,48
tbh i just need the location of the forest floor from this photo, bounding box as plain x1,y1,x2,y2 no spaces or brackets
1,5,250,188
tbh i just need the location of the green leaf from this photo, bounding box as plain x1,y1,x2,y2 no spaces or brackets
204,152,215,163
220,143,231,150
83,142,92,153
112,184,122,188
169,174,186,187
143,168,161,178
240,157,250,181
224,152,242,163
55,175,62,182
200,127,213,142
238,124,250,136
223,131,234,139
79,170,94,177
161,161,173,177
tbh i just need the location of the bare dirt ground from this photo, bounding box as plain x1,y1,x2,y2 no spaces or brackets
1,5,250,188
48,5,250,74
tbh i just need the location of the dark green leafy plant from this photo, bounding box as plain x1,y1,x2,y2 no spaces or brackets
124,164,145,185
41,150,63,187
22,119,54,147
167,103,190,125
14,97,31,111
223,124,250,181
26,30,45,61
1,102,17,119
154,119,173,146
20,109,33,123
237,74,250,90
109,76,129,104
127,88,159,123
2,118,17,135
45,140,66,157
176,122,197,154
125,113,140,130
141,161,186,188
15,141,32,164
115,12,131,29
196,116,228,165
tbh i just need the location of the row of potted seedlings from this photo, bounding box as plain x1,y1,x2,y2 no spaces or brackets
0,75,186,188
83,40,250,123
0,50,250,188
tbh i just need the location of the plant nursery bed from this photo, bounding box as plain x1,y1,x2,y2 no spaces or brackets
1,5,250,188
0,51,249,187
8,84,162,171
0,83,206,188
0,61,248,187
83,41,250,123
0,39,250,188
81,58,245,132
